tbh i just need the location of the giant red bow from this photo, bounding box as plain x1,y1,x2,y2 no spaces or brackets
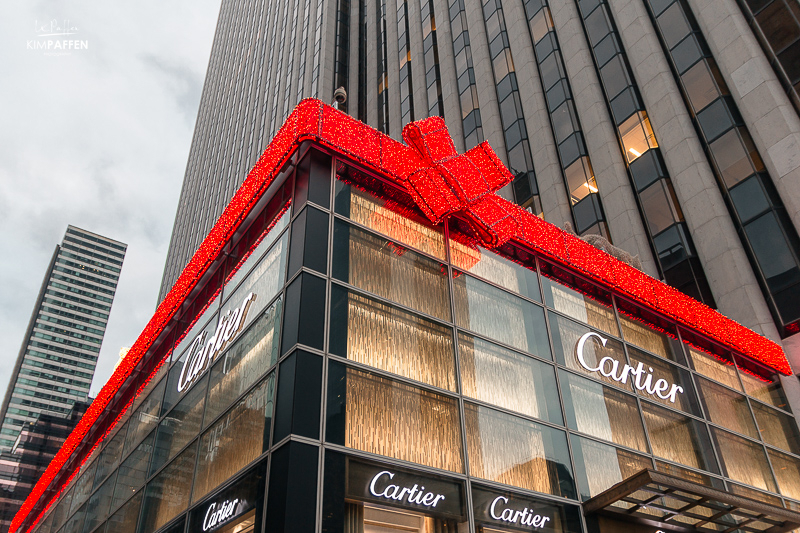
398,116,524,248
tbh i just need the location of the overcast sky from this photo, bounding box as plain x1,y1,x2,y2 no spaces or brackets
0,1,222,401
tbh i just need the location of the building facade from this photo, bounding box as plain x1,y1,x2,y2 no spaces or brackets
160,0,800,373
0,226,126,451
13,104,800,533
0,402,91,531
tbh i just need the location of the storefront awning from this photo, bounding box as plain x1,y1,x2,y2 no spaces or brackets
584,469,800,533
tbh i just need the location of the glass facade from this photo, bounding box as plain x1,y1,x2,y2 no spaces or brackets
29,147,800,533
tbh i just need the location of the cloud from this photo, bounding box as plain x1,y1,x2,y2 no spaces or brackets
0,1,221,404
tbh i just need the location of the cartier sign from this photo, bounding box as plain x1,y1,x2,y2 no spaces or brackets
576,332,684,403
177,292,256,392
202,499,243,531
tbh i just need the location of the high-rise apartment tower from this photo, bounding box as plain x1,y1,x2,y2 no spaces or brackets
0,226,126,451
160,0,800,360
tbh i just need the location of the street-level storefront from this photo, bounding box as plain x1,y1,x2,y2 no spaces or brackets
12,101,800,533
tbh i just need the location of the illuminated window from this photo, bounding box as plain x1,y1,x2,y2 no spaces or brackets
619,111,658,162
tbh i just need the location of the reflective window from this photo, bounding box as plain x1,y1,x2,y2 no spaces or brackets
94,422,127,490
70,460,98,514
681,61,721,112
205,298,282,424
112,431,154,510
686,345,742,391
454,273,550,358
460,333,562,424
738,364,790,411
711,427,777,492
696,377,757,438
83,474,115,533
194,374,275,502
618,313,682,363
150,375,207,476
465,403,575,498
768,448,800,500
334,179,446,260
123,379,164,455
139,441,197,533
639,179,682,235
560,370,648,452
571,435,653,501
330,287,457,391
326,363,464,473
333,220,451,320
619,112,658,162
751,401,800,454
105,491,141,533
627,347,699,414
542,276,618,336
449,237,541,302
641,401,718,472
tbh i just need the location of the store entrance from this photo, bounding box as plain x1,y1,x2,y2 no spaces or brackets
359,503,465,533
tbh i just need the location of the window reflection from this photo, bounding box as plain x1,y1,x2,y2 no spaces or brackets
751,401,800,454
686,345,741,391
205,298,282,425
641,401,718,473
105,491,141,533
112,432,154,510
618,313,681,363
459,333,562,424
334,180,446,260
619,112,658,162
465,403,575,498
326,363,464,473
150,374,207,476
710,427,777,492
454,272,550,359
560,370,648,452
564,157,599,205
194,374,274,502
570,435,652,501
333,220,451,320
449,236,541,302
542,276,618,336
139,441,197,533
768,448,800,500
695,376,757,438
330,286,457,391
123,379,164,455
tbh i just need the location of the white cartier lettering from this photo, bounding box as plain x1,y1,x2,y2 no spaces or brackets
489,496,551,529
177,293,256,392
203,498,240,531
368,471,446,508
576,332,684,403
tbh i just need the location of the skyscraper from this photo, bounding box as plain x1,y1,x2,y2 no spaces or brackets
159,0,800,364
0,226,126,451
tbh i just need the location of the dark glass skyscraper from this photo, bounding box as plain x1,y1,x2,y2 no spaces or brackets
0,226,126,451
160,0,800,380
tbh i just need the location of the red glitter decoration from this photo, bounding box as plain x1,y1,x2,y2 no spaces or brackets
11,99,792,533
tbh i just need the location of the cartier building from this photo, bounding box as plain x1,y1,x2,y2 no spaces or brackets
12,102,800,533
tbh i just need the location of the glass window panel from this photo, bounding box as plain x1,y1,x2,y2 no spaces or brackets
459,333,562,424
529,7,554,42
710,427,777,492
123,379,164,455
641,401,718,473
329,287,457,391
738,363,790,411
655,460,724,488
333,220,451,320
730,175,771,223
681,60,720,112
106,490,141,533
751,402,800,454
618,313,682,363
697,98,734,142
326,363,464,472
83,474,116,533
640,180,681,235
193,374,275,502
552,101,579,144
70,460,98,515
756,1,800,51
696,377,757,438
585,4,611,45
112,431,154,510
223,208,290,299
453,272,550,359
139,441,197,533
334,179,446,260
728,481,784,506
449,237,541,302
600,55,628,98
768,448,800,500
63,504,85,533
686,345,742,390
219,231,288,334
627,348,699,414
94,422,127,490
542,276,618,336
205,297,282,424
571,435,653,501
560,370,648,452
658,2,692,48
465,403,575,499
172,296,219,365
671,34,704,73
150,374,207,476
550,313,630,389
619,112,658,163
745,212,800,292
710,128,761,188
564,157,600,205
